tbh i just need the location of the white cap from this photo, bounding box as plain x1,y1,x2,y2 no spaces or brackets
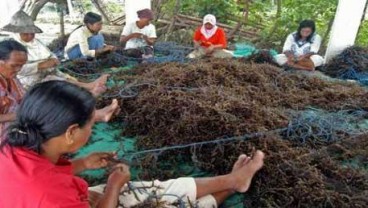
203,14,216,26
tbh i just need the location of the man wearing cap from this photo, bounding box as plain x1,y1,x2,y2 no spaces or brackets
119,8,157,59
188,14,233,59
1,10,109,95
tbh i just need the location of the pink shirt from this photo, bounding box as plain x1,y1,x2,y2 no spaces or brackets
0,73,24,139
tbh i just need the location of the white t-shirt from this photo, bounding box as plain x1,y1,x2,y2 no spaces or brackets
121,22,157,49
282,32,322,56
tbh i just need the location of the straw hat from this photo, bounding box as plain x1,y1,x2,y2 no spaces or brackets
1,10,43,33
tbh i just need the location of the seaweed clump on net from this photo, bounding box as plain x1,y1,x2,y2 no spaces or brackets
95,59,368,207
100,59,368,145
322,46,368,84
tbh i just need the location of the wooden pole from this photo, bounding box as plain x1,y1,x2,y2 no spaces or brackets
58,3,65,38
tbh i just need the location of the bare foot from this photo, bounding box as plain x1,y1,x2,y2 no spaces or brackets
90,74,109,96
232,154,251,172
231,150,265,193
95,99,120,122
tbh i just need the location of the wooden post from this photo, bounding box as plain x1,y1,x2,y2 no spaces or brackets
228,0,250,40
165,0,180,41
325,0,368,62
58,3,65,38
92,0,111,23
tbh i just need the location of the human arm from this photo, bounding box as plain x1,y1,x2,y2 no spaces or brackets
71,152,116,175
96,164,131,208
282,34,295,61
119,23,140,43
120,33,143,43
205,28,227,54
297,35,322,61
141,34,156,46
76,30,113,57
0,113,16,123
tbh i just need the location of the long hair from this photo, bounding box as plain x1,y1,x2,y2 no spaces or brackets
0,81,96,153
295,20,316,43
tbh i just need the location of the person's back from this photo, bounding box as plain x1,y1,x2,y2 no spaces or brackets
0,146,89,208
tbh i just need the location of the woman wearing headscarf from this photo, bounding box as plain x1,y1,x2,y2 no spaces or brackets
65,12,115,60
275,20,324,71
1,10,109,93
188,14,233,59
120,8,157,59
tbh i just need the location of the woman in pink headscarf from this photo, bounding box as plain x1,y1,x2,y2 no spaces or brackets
188,14,233,59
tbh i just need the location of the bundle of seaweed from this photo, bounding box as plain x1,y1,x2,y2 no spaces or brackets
97,59,368,148
91,59,368,207
322,46,368,84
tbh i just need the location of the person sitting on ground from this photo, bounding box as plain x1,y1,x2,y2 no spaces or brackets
0,40,119,140
274,20,324,71
119,8,157,59
65,12,115,60
1,10,109,92
0,79,265,208
188,14,233,59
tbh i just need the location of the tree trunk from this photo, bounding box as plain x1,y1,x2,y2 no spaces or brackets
152,0,166,21
265,0,282,40
91,0,111,23
228,0,250,40
20,0,65,20
21,0,49,20
58,3,65,38
165,0,180,41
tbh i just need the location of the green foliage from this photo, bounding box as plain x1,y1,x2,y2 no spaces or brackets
161,0,338,49
164,0,241,23
255,0,338,50
356,20,368,46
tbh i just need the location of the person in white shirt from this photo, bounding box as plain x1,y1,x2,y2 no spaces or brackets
1,10,110,96
275,20,324,71
65,12,115,60
119,9,157,59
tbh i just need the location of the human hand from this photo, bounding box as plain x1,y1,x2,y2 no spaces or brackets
39,58,59,70
132,33,143,39
83,152,116,170
205,45,215,54
104,45,116,52
107,164,131,188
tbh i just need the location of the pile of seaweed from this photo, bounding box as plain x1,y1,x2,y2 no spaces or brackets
322,46,368,85
93,59,368,207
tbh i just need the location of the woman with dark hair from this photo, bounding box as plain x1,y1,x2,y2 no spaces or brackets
0,39,119,140
0,81,265,208
65,12,115,60
275,20,324,71
0,39,27,139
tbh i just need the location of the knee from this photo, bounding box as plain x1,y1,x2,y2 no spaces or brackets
275,54,288,66
310,55,324,67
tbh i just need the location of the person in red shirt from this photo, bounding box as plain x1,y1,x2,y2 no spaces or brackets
188,14,233,59
0,71,265,207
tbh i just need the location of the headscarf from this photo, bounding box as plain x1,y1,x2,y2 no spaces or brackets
200,14,218,39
